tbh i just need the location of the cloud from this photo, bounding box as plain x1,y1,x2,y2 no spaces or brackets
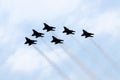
1,0,80,22
45,48,69,64
0,25,4,38
4,46,69,73
0,24,23,47
79,9,120,36
0,0,81,46
5,47,43,73
1,0,120,80
92,10,120,35
0,0,74,74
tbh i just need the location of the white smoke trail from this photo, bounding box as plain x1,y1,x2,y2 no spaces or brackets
41,34,88,79
41,38,62,57
71,35,89,52
33,45,71,80
90,38,120,74
60,44,97,80
51,32,97,80
71,36,116,80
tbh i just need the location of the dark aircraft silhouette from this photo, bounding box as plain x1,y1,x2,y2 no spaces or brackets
32,29,44,38
25,37,37,46
43,23,56,32
81,29,94,38
51,36,64,44
63,26,75,35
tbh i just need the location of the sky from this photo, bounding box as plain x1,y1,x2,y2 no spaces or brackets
0,0,120,80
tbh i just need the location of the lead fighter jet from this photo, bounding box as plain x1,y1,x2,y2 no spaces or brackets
43,23,56,32
51,36,64,44
32,29,44,38
25,37,37,46
63,26,75,35
81,29,94,38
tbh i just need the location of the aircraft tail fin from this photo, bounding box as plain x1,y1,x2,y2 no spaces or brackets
81,33,85,36
32,29,36,36
52,36,55,39
51,40,54,43
63,30,65,33
24,42,27,44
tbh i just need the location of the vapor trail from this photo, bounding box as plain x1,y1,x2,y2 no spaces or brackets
41,38,61,57
51,32,97,80
71,36,116,80
71,35,89,52
90,38,120,73
60,44,97,80
33,45,71,80
41,38,84,79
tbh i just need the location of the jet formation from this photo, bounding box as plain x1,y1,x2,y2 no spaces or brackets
25,23,94,46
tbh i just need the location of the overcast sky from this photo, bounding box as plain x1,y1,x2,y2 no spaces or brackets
0,0,120,80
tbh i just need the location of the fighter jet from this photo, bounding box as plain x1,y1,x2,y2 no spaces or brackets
25,37,37,46
81,29,94,38
51,36,64,44
63,26,75,35
32,29,44,38
43,23,56,32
